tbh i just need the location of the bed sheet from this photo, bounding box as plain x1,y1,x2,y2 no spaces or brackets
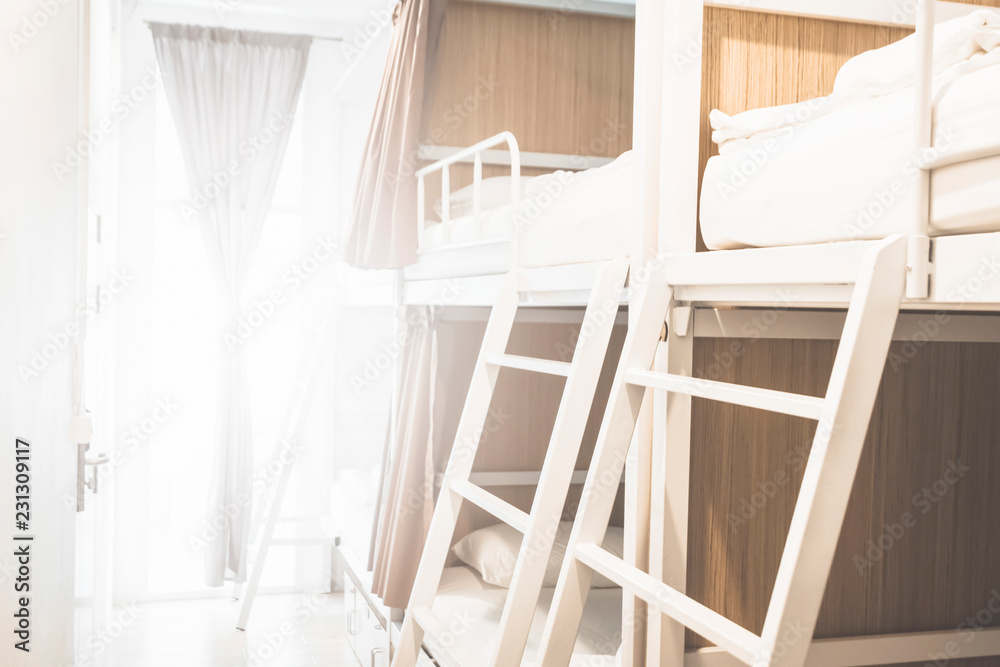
432,565,622,666
421,152,633,268
700,59,1000,249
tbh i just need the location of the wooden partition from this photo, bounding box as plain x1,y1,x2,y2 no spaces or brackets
418,0,635,216
690,2,1000,663
415,0,636,541
431,316,628,543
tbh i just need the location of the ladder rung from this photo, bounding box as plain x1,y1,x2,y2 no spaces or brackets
269,537,339,547
412,606,485,667
574,543,761,664
625,370,825,420
450,478,530,532
485,353,572,377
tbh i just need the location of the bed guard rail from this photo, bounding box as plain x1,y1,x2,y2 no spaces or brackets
415,131,521,262
911,0,1000,299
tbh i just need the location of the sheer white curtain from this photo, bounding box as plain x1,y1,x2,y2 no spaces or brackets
150,23,311,586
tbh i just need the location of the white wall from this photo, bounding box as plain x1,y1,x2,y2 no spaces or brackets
0,0,83,665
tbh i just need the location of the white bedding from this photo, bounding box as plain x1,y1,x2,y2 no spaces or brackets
422,152,633,268
700,11,1000,250
431,566,622,666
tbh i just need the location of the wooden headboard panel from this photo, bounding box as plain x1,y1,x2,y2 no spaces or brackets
689,2,1000,658
420,0,635,199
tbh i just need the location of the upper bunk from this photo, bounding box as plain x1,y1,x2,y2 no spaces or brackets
649,0,1000,313
374,0,1000,314
395,0,640,307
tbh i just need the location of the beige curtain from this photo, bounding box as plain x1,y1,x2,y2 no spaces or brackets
369,308,438,607
343,0,447,269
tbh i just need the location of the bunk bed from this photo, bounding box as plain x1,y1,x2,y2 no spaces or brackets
534,2,1000,667
401,133,638,307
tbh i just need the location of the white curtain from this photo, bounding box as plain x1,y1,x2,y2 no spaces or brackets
150,23,311,586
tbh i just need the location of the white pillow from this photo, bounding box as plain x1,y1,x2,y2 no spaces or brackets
452,521,624,589
433,175,530,220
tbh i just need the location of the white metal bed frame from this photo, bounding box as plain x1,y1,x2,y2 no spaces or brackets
411,132,618,289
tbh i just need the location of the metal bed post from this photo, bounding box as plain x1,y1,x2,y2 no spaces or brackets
909,0,936,299
623,0,666,663
509,140,521,271
645,0,704,664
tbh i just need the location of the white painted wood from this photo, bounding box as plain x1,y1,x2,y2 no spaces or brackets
485,353,573,376
576,544,761,663
473,152,483,236
625,370,825,420
622,393,654,667
449,479,531,532
465,469,605,487
393,259,629,667
417,145,615,171
535,264,674,667
488,258,629,667
441,165,450,242
702,0,978,27
412,607,485,667
541,237,916,667
665,233,1000,309
648,312,693,667
665,241,877,286
685,627,1000,666
392,272,521,667
658,0,703,257
695,308,1000,343
931,232,1000,304
907,0,935,299
759,236,907,667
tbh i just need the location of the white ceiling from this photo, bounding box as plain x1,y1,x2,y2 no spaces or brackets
135,0,396,39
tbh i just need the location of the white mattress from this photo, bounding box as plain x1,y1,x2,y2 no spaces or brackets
431,566,622,666
422,152,633,269
700,59,1000,250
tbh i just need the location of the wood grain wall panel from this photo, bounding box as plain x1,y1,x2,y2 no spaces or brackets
419,1,634,221
432,317,628,545
422,1,633,155
692,6,1000,661
687,339,1000,666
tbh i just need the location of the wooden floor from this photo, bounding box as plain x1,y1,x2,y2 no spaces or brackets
75,593,360,667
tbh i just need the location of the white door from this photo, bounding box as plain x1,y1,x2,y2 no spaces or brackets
0,0,87,665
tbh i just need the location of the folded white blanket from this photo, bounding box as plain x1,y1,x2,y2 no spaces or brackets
711,9,1000,153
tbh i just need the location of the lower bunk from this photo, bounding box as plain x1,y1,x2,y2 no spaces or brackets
432,561,623,666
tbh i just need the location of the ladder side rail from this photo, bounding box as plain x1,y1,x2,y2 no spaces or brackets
392,272,521,667
535,265,675,666
758,235,907,666
489,259,629,666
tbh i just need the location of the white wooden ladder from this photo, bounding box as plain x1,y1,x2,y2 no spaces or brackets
537,236,907,667
392,258,630,667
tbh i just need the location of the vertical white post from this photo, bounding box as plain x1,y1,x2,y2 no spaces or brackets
658,0,704,258
417,174,426,250
441,165,451,244
648,315,692,667
647,1,703,665
908,0,935,299
473,151,483,236
508,133,521,269
625,1,665,656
